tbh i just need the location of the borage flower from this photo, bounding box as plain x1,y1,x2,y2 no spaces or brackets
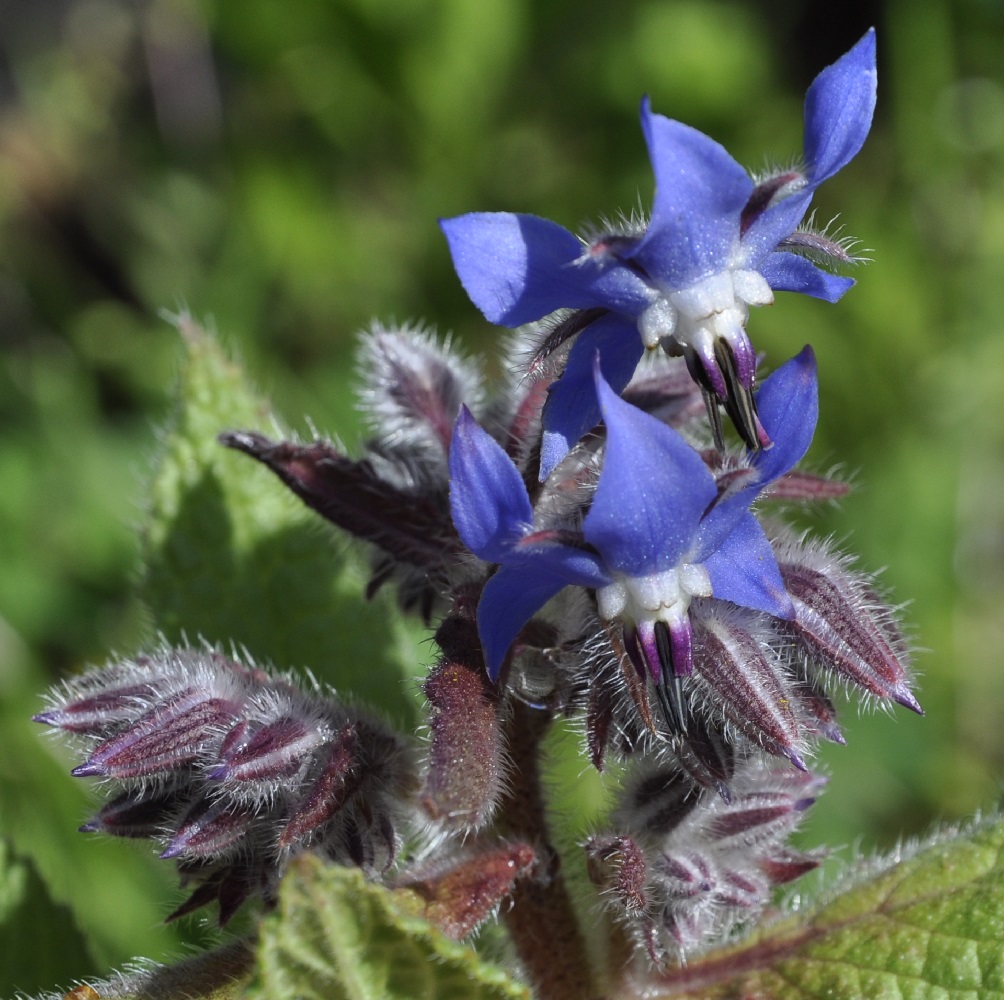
449,347,819,736
441,30,875,477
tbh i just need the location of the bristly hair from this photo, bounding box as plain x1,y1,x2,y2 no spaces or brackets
36,644,419,925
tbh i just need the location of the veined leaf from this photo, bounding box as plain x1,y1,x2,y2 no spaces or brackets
141,316,418,723
247,855,530,1000
637,812,1004,999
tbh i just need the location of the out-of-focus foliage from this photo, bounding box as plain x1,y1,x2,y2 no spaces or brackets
0,838,94,996
1,0,1002,993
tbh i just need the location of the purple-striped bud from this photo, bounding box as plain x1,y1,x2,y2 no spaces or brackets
210,715,329,784
39,645,418,924
790,674,846,745
764,469,852,503
33,682,157,735
596,756,823,959
773,533,921,711
79,791,184,838
691,604,807,771
73,691,242,780
356,322,484,462
278,723,361,850
161,799,260,860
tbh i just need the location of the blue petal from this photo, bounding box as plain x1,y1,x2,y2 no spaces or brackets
752,345,818,483
440,213,650,326
740,32,875,267
513,534,612,588
695,347,818,552
477,564,571,680
449,406,532,562
803,29,877,185
703,512,794,620
739,191,813,266
630,100,753,288
539,313,643,480
585,360,717,574
759,251,855,302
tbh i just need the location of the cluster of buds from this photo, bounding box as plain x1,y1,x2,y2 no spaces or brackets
37,27,920,977
587,757,824,959
35,647,417,924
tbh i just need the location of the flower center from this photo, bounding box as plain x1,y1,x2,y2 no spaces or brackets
596,563,712,632
637,268,774,354
635,267,775,450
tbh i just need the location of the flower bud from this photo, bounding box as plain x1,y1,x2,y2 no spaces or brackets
37,645,418,924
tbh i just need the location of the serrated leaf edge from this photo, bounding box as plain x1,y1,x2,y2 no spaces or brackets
640,810,1004,997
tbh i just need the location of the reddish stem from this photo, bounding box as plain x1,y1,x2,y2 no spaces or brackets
495,701,597,1000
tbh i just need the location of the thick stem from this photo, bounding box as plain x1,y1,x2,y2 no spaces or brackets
496,701,597,1000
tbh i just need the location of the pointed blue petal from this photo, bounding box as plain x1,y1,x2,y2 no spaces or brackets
804,29,877,185
585,361,717,574
477,564,570,680
752,345,819,483
449,406,532,562
440,213,650,326
696,347,818,552
703,512,794,620
631,100,753,288
740,32,874,267
759,251,855,302
539,313,643,480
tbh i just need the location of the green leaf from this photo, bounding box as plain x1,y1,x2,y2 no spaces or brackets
642,812,1004,999
246,855,530,1000
0,838,96,997
141,315,420,723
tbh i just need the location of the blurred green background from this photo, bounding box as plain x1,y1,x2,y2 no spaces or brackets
2,0,1003,993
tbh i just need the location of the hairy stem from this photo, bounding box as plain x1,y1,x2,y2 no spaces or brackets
495,700,597,1000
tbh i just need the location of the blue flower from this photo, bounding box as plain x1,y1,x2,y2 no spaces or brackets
448,346,819,733
441,30,874,478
